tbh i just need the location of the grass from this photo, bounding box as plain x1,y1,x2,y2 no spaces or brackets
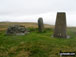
0,22,76,57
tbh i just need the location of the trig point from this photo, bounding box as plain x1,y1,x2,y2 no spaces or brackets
54,12,67,38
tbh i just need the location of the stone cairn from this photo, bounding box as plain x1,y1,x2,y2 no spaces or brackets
38,17,44,32
6,25,29,35
53,12,67,38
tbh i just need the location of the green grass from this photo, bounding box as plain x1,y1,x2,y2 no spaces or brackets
0,28,76,57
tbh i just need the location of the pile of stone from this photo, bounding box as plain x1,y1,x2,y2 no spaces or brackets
6,25,29,35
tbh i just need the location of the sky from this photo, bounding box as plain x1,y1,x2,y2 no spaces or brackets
0,0,76,27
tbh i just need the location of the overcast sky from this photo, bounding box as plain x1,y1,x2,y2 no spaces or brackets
0,0,76,26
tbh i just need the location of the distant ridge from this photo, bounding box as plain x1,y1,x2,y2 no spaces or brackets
0,21,11,22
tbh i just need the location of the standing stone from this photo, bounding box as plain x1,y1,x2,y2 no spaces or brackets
54,12,67,38
38,17,44,32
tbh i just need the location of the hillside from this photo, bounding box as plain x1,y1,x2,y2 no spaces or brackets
0,22,76,57
0,22,54,31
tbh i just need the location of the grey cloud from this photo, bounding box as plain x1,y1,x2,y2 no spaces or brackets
0,0,76,26
0,0,76,15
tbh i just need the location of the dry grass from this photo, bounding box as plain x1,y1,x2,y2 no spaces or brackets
0,22,54,31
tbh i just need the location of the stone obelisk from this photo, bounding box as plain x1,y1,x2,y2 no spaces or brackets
54,12,67,38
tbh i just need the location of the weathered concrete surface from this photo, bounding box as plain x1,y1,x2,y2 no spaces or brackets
54,12,67,38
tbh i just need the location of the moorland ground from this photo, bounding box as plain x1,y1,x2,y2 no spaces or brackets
0,22,76,57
